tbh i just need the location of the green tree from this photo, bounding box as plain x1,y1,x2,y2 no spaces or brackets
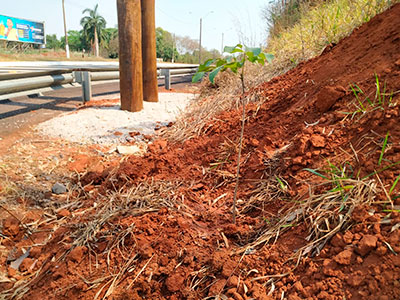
156,27,178,62
60,30,87,52
45,34,61,49
101,27,119,58
80,4,106,57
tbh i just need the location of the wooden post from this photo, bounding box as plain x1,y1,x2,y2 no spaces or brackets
117,0,143,112
141,0,158,102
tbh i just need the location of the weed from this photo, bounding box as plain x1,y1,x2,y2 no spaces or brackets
389,174,400,195
343,75,395,120
378,131,390,166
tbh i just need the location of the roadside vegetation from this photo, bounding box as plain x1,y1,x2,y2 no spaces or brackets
264,0,400,72
0,3,220,63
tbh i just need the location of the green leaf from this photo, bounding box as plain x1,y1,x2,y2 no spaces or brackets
192,71,205,83
224,44,244,54
216,59,227,67
303,168,329,179
198,59,215,72
257,57,266,65
265,53,274,63
209,66,223,84
224,61,239,73
224,46,236,53
246,51,258,63
246,47,262,56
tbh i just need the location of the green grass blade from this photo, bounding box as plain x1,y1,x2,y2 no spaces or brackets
303,168,329,179
375,73,381,105
362,161,400,180
378,131,390,166
389,174,400,195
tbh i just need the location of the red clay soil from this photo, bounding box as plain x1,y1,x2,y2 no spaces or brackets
2,4,400,300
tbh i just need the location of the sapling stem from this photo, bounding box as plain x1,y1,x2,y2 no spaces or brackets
232,62,246,224
192,44,274,224
232,96,246,224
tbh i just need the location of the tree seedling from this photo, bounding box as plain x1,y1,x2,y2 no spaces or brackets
193,44,274,224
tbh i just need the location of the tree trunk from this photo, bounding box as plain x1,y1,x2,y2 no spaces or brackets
141,0,158,102
117,0,143,112
94,27,99,57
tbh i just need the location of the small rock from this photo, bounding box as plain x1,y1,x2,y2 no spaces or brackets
356,235,378,256
310,135,326,148
347,275,364,287
315,85,345,112
343,231,354,244
293,156,303,165
19,258,34,272
227,275,239,288
221,259,236,278
333,249,353,265
331,233,345,247
52,183,67,195
69,246,87,263
249,138,259,147
165,272,185,293
2,217,20,236
116,145,144,156
288,294,302,300
208,279,227,296
7,266,17,278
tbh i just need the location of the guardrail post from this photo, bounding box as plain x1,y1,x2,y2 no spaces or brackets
74,71,83,84
161,69,171,90
82,71,92,103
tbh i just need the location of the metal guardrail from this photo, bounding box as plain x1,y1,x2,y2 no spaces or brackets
0,63,198,102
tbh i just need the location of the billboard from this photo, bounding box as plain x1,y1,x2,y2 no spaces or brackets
0,15,45,44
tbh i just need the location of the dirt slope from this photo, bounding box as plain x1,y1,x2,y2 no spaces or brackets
2,4,400,300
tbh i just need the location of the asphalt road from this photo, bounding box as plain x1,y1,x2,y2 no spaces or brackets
0,75,194,139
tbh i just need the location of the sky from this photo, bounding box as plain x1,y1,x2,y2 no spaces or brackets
1,0,269,52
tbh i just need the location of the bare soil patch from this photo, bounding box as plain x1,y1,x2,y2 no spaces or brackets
1,4,400,300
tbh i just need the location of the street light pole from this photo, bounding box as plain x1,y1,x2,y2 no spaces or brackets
62,0,70,59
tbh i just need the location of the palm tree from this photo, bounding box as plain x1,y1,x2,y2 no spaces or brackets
80,4,106,57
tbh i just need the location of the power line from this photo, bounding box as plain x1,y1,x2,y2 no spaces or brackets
156,7,193,25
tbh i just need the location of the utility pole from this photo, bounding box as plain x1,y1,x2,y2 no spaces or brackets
198,11,213,65
117,0,143,112
141,0,158,102
62,0,70,59
171,33,176,63
199,18,202,65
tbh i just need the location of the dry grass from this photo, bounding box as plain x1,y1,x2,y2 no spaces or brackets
236,175,381,266
0,48,115,62
70,179,186,251
160,63,275,143
267,0,400,72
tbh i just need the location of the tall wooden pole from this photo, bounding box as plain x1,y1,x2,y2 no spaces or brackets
141,0,158,102
117,0,143,112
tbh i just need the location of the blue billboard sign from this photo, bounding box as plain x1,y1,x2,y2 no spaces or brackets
0,15,45,44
